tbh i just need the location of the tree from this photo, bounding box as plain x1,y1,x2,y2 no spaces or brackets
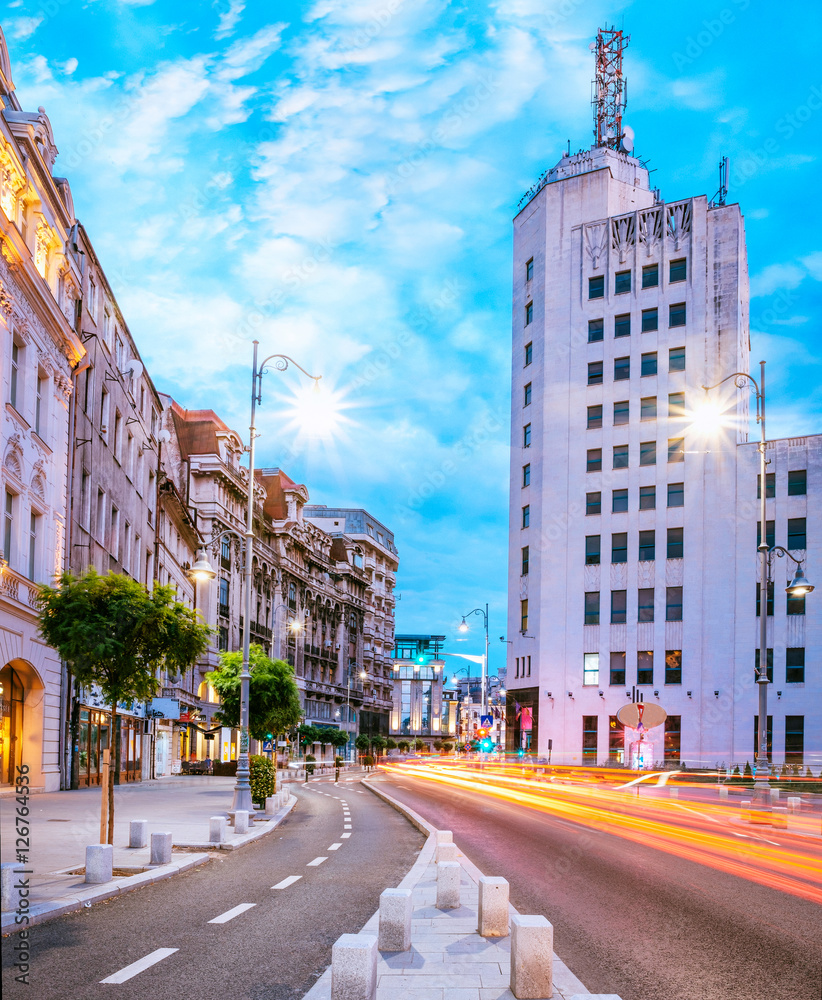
442,742,454,753
385,737,397,751
371,735,387,757
433,740,443,751
414,738,425,751
298,723,320,750
207,645,301,740
38,570,211,843
327,729,350,757
355,734,371,755
397,740,410,752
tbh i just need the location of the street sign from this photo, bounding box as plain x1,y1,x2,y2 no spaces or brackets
480,714,493,728
262,740,274,752
616,703,667,730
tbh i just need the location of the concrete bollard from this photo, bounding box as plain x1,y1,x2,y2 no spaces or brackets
265,795,277,815
436,829,453,846
718,785,729,799
209,816,227,844
437,842,458,863
331,932,378,1000
129,819,148,849
1,863,22,912
378,888,413,952
787,796,801,813
510,914,553,999
150,832,173,865
772,806,788,829
770,787,780,802
235,810,249,835
478,876,509,937
436,861,461,910
85,844,113,884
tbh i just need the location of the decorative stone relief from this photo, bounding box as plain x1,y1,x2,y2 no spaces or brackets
666,201,692,251
638,208,662,256
611,214,636,263
584,222,608,269
637,560,655,588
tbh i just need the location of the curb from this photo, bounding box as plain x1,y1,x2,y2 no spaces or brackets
172,795,297,851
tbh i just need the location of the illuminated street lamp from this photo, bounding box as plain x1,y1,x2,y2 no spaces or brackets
458,603,489,715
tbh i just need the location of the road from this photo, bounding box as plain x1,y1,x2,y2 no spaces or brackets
373,768,822,1000
1,775,424,1000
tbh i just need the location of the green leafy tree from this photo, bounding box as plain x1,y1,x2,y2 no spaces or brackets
442,742,454,753
385,738,397,751
207,645,301,740
355,733,371,754
298,723,320,754
328,729,349,756
371,735,387,757
249,754,276,807
38,570,211,843
397,740,410,752
305,753,316,775
433,740,443,751
414,738,425,751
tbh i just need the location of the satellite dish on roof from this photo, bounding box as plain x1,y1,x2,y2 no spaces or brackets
621,125,634,152
123,358,143,381
589,41,596,51
616,702,667,730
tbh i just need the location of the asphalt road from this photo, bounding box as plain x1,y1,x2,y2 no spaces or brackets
373,770,822,1000
1,776,424,1000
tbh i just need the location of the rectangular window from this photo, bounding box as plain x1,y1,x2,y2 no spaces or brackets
639,485,656,510
755,648,774,684
609,715,625,760
637,650,654,685
522,464,531,488
756,520,775,549
642,264,658,288
785,716,804,765
585,535,601,565
110,505,120,560
612,532,628,563
665,650,682,685
523,424,531,448
639,440,657,466
668,482,684,507
587,405,603,429
787,591,806,616
588,361,603,385
584,592,600,625
614,270,631,294
612,489,628,513
147,470,156,523
754,715,773,761
641,308,658,333
756,472,776,499
640,396,657,421
219,577,230,612
788,470,807,496
665,395,685,421
589,275,604,299
217,625,228,652
638,588,655,622
588,318,604,343
613,400,629,425
610,652,626,686
81,470,91,530
669,304,687,328
525,257,533,281
586,491,602,515
82,367,93,414
520,599,528,633
9,341,20,409
614,356,630,381
786,648,805,684
524,342,533,366
525,302,533,325
100,387,110,441
521,545,530,576
582,716,598,760
756,581,774,617
126,433,135,480
669,258,687,283
667,527,684,559
614,313,631,338
522,505,530,529
35,373,46,437
3,490,12,563
28,511,38,579
113,411,123,462
613,444,629,469
610,589,626,624
668,438,685,463
666,586,683,621
787,517,806,550
96,488,106,542
123,522,132,574
641,352,657,377
664,715,682,762
583,654,599,686
587,448,602,472
669,346,686,370
523,382,532,406
638,530,655,562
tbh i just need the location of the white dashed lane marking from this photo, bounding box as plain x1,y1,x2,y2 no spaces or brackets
344,824,352,830
208,903,256,924
341,832,352,839
100,948,179,984
328,843,342,851
306,856,328,867
272,875,302,889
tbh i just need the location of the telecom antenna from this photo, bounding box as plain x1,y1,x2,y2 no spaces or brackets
713,155,729,205
591,25,630,150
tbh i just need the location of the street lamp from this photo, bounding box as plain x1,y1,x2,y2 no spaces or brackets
458,603,489,716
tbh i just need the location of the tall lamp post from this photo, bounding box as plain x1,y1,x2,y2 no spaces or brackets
458,604,489,716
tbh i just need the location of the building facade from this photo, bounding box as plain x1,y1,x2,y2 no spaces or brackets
389,635,446,749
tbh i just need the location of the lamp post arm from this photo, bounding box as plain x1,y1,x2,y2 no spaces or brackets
255,352,322,404
767,545,804,569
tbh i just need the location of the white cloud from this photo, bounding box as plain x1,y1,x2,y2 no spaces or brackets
750,262,805,299
215,0,245,40
7,15,44,40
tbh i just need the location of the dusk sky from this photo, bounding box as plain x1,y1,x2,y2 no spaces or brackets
6,0,820,676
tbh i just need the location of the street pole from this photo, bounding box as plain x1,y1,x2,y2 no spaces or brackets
482,602,489,718
754,359,770,811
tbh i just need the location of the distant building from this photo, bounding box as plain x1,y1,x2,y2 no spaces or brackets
389,635,446,749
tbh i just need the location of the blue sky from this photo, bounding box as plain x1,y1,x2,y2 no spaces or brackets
6,0,821,675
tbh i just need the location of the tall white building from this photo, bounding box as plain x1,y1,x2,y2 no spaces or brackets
505,34,819,770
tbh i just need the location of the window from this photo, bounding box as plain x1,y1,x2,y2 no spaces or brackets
582,716,598,760
640,396,656,421
521,546,530,576
126,433,135,479
3,490,13,562
520,599,529,633
756,520,775,549
641,351,657,377
82,367,93,414
667,527,684,559
586,492,601,515
522,505,530,528
664,715,681,762
614,270,631,294
113,411,123,461
9,340,20,409
665,650,682,685
522,464,531,488
755,648,774,684
585,535,601,565
666,586,683,621
668,482,684,507
753,715,773,761
610,589,626,624
786,648,805,684
639,485,656,510
147,470,156,522
584,592,600,625
669,346,686,370
638,588,655,622
218,626,229,652
583,654,599,686
589,275,604,299
612,489,628,513
87,274,97,317
80,470,91,529
588,361,603,385
610,652,626,686
524,382,532,406
612,532,628,563
787,590,806,616
96,489,106,542
100,387,110,440
28,511,38,579
35,372,46,437
219,578,230,614
785,717,804,766
587,449,602,472
614,356,630,381
587,405,603,429
110,505,120,560
638,530,655,561
669,258,687,283
641,308,658,333
668,438,685,463
525,302,533,325
756,581,774,617
642,264,658,288
524,342,533,366
613,400,629,425
123,522,132,574
637,650,654,685
588,318,604,343
613,444,629,469
526,257,534,281
523,424,531,448
788,470,807,496
614,313,631,338
787,517,806,550
609,715,625,760
669,304,686,328
756,472,776,499
639,441,657,466
115,334,124,372
287,580,297,608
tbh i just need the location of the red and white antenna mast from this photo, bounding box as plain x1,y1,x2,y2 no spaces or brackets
591,25,630,150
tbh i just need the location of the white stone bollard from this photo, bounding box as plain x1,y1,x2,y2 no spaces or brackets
209,816,227,844
129,820,148,849
436,861,461,910
378,888,413,951
478,876,509,937
150,832,173,865
510,914,553,999
436,829,453,845
85,844,114,884
235,810,249,835
787,796,802,813
772,806,788,829
770,787,780,802
437,842,458,863
265,796,276,815
718,785,729,799
1,863,22,912
331,932,378,1000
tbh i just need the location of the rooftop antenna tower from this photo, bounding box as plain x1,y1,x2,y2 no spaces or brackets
713,155,729,205
591,25,630,150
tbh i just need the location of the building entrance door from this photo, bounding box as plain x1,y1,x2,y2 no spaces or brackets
0,665,24,786
77,709,111,787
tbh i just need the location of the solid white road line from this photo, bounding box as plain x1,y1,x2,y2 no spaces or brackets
328,843,342,850
306,856,328,867
272,875,303,889
208,903,257,924
100,948,179,984
341,832,352,838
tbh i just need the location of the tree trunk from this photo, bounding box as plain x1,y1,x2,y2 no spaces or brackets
108,703,118,844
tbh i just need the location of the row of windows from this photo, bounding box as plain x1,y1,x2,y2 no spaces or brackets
589,259,688,300
584,588,683,624
757,470,808,497
755,648,807,684
757,518,807,550
587,394,683,427
587,484,684,514
588,349,685,383
583,650,683,686
586,528,683,565
514,655,531,678
587,304,686,341
756,583,807,617
3,489,41,580
587,438,685,470
8,337,51,441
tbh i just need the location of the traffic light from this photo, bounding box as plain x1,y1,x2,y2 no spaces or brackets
517,748,525,758
477,727,488,739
